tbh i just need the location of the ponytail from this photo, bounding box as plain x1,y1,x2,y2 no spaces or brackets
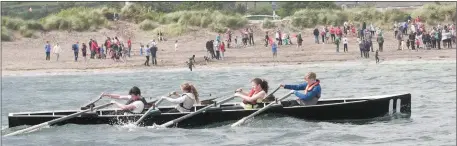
252,78,269,93
190,85,200,104
182,83,200,104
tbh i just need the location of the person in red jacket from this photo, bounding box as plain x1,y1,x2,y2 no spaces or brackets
220,41,226,60
330,26,335,42
127,37,132,57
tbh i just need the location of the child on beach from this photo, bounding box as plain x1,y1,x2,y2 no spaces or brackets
144,45,150,66
375,50,380,64
100,46,105,59
335,37,340,52
174,40,178,52
186,60,195,71
272,41,278,58
343,36,348,52
139,44,143,56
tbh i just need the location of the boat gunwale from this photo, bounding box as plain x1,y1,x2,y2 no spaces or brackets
8,93,410,117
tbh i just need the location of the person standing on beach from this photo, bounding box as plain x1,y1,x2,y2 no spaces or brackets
72,42,79,62
335,36,340,52
272,41,278,58
81,43,87,62
375,50,380,64
321,28,326,44
343,36,348,52
297,33,303,48
358,38,364,58
220,41,226,60
377,32,384,52
313,28,319,44
186,60,195,71
248,27,254,46
45,41,51,61
265,31,269,47
53,43,62,61
151,45,158,66
127,37,132,57
215,41,220,60
144,45,150,66
174,40,178,52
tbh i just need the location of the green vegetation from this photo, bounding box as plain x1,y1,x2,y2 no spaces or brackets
2,26,13,41
139,19,159,30
40,7,109,31
122,4,248,34
1,2,455,42
262,19,276,29
290,4,455,29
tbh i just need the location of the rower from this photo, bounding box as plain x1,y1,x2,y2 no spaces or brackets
102,86,147,114
161,83,200,113
234,78,269,109
280,72,321,106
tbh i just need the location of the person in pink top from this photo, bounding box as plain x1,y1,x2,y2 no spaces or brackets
220,41,226,60
330,26,335,42
91,40,99,59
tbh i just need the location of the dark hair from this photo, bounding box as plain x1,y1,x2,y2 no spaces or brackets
129,86,141,96
252,78,269,93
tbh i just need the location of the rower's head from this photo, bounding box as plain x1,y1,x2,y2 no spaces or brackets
305,72,317,83
129,86,141,100
181,83,200,103
251,78,269,93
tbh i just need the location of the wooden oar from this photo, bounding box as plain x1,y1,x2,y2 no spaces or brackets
4,102,113,137
81,92,105,109
231,90,294,127
159,96,237,128
159,85,282,128
134,98,165,126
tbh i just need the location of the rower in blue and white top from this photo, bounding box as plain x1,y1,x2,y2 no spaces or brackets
280,72,321,105
102,86,147,114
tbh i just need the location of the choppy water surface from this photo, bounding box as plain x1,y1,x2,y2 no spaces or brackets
2,60,456,146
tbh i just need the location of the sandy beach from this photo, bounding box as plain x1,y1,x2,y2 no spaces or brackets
2,21,456,76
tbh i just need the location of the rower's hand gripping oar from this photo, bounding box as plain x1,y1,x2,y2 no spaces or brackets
4,94,112,137
134,97,165,126
231,87,292,127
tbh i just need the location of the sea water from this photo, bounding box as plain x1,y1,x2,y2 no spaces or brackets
2,60,456,146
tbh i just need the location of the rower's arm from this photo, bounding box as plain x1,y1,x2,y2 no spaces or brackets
294,86,321,101
284,83,307,90
162,95,186,103
238,91,265,102
112,101,136,110
105,94,131,100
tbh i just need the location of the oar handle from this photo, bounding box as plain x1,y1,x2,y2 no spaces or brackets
231,91,293,127
82,92,105,108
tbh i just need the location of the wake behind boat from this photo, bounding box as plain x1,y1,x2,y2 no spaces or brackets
8,93,411,128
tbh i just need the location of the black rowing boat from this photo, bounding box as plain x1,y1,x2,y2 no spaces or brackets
7,93,411,128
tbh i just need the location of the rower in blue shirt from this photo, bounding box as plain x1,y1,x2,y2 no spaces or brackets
280,72,321,106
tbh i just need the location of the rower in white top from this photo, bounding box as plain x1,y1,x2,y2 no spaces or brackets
102,86,147,114
161,83,200,113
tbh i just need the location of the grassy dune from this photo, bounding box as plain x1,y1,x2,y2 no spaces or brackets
1,3,455,41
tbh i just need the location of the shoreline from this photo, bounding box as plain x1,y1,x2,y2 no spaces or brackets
3,58,455,77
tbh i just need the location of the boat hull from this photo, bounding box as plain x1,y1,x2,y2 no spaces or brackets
8,93,411,128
